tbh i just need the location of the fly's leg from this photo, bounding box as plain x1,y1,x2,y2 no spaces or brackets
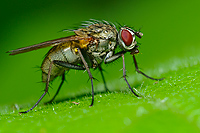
104,51,163,81
133,55,164,81
104,52,139,97
122,54,140,97
98,65,109,92
20,60,55,113
104,51,124,64
77,48,95,106
53,60,85,70
45,61,85,104
45,73,65,104
20,60,86,113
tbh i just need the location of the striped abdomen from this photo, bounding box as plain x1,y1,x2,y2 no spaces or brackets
41,44,81,82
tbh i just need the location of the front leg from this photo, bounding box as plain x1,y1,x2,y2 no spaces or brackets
104,51,126,64
98,65,109,92
20,60,58,113
104,51,164,81
104,52,139,97
132,55,164,81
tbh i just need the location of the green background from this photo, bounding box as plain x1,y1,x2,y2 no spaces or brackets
0,0,200,132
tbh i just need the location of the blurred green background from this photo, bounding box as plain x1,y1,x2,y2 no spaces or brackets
1,0,199,106
0,0,200,131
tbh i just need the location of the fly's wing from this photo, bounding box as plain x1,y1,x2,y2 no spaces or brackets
7,35,93,55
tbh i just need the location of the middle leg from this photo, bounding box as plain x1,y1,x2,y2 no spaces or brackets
77,48,95,106
98,65,109,92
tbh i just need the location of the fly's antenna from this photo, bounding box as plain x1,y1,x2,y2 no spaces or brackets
128,28,143,38
136,26,143,38
135,31,143,38
138,26,143,32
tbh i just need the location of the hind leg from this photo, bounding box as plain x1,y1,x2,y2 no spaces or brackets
46,60,85,104
45,73,65,104
20,60,57,113
20,60,86,113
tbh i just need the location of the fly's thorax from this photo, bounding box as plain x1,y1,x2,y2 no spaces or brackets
85,24,118,58
86,39,116,68
75,23,117,50
89,24,117,41
74,23,118,68
87,39,116,53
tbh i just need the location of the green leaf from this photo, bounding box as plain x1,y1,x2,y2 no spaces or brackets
1,56,200,132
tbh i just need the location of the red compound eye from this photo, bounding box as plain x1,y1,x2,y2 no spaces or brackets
121,29,133,46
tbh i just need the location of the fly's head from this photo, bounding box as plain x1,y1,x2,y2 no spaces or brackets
117,27,143,54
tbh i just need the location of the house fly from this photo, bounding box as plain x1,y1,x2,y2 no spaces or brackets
7,19,163,113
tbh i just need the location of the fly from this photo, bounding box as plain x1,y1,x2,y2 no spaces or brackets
7,19,163,113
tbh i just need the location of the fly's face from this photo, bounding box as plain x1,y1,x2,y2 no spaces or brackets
118,27,143,52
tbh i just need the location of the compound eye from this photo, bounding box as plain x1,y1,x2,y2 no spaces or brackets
121,29,133,46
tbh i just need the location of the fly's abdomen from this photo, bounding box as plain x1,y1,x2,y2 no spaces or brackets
41,45,81,82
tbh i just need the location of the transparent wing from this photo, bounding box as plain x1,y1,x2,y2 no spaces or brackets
7,35,92,55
